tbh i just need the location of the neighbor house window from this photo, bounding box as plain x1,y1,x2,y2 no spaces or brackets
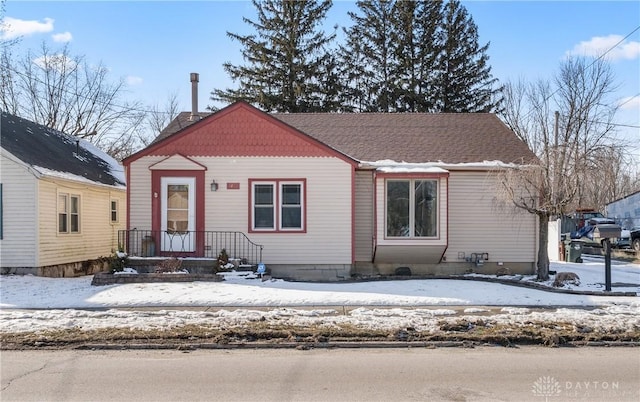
386,179,437,238
58,194,80,233
110,200,118,223
251,180,305,232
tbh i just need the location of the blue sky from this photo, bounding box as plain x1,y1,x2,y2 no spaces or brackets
2,0,639,150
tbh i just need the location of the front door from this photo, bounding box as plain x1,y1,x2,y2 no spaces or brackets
161,177,195,253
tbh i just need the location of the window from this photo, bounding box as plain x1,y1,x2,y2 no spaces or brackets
58,194,80,233
110,200,118,223
251,180,305,232
386,179,437,238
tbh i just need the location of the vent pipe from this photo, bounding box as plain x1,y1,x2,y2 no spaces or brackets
190,72,199,121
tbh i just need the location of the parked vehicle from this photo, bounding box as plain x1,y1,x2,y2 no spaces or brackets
570,217,619,251
631,228,640,251
613,228,631,249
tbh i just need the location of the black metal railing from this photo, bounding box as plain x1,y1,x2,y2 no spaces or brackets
118,230,263,265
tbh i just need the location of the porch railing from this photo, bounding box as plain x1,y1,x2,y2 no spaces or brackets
118,230,263,266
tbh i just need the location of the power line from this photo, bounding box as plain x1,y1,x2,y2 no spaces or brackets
522,25,640,122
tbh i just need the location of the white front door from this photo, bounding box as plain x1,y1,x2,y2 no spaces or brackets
161,177,195,252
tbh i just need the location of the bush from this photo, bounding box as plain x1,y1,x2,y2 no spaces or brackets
155,257,183,273
109,250,128,273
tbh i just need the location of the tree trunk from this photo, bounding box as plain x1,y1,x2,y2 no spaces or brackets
536,213,551,281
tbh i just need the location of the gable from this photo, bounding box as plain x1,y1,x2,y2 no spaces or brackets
129,103,352,164
149,154,207,171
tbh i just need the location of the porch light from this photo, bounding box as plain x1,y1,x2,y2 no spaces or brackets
210,180,219,192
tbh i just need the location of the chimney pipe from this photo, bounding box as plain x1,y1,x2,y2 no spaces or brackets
190,72,199,121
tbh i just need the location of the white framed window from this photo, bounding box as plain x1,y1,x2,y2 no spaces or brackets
110,199,118,223
250,179,305,232
386,179,437,238
58,193,80,233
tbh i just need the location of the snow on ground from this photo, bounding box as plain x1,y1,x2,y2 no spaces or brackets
1,257,638,334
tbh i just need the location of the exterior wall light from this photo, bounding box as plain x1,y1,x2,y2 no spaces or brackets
210,180,219,192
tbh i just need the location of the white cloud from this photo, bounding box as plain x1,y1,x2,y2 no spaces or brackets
0,17,54,40
618,95,640,111
567,35,640,61
52,31,73,43
33,54,77,71
126,75,143,86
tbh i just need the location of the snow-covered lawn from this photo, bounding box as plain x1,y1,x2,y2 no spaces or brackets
1,257,638,334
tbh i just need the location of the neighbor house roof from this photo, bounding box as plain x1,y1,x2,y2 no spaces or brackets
151,104,536,165
1,112,125,187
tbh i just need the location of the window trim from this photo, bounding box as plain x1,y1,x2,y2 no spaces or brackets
110,199,119,224
384,178,439,240
249,179,306,233
58,193,81,234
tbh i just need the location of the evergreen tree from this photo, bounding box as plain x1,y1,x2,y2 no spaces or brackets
210,0,337,112
340,0,396,112
340,0,501,113
437,0,501,112
392,0,443,112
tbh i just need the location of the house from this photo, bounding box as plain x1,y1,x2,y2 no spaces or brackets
123,97,538,281
606,190,640,230
0,112,126,277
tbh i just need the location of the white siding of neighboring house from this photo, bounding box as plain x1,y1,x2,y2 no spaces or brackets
0,152,38,267
129,156,353,265
37,177,126,267
445,170,536,264
354,170,374,262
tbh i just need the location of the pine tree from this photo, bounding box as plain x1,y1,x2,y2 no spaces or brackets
437,0,501,112
210,0,337,112
392,0,443,112
340,0,501,113
340,0,397,112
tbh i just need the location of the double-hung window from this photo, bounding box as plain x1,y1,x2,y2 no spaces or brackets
386,179,438,238
110,200,119,223
251,180,305,232
58,193,80,233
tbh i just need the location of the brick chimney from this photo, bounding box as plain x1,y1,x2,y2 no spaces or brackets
190,72,199,121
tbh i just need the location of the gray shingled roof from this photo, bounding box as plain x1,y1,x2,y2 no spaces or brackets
151,108,536,164
1,112,125,187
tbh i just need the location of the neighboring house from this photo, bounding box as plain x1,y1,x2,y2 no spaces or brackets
606,191,640,230
0,112,126,277
123,100,538,281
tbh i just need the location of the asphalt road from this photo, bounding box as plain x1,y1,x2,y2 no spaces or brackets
1,347,639,401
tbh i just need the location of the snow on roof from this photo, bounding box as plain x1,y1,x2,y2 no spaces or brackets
78,138,126,185
362,160,523,171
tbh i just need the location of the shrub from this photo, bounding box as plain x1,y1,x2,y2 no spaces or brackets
155,257,183,273
109,250,128,273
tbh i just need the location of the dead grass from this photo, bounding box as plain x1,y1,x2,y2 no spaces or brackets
2,321,638,350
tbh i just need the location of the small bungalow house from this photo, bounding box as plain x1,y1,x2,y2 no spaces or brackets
123,101,538,281
0,112,126,277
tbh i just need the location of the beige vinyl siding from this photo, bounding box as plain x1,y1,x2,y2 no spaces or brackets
37,178,126,266
128,158,156,231
0,154,38,267
129,156,353,265
354,170,374,261
445,170,535,263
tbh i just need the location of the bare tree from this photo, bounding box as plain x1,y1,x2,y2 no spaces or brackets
0,42,146,160
498,57,624,280
146,92,180,144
